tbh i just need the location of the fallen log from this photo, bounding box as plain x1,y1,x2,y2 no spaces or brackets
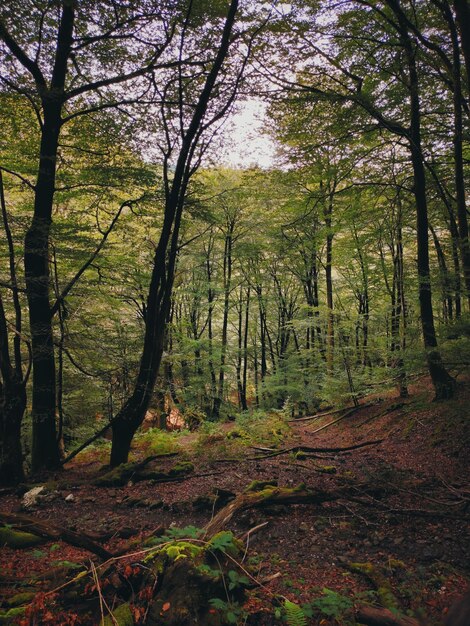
247,439,383,461
308,403,375,435
0,512,112,560
355,606,420,626
355,403,405,428
204,484,333,535
288,405,342,422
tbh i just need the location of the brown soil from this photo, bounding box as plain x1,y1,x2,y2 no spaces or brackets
1,376,469,625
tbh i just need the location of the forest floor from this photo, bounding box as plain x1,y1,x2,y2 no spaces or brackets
0,376,469,625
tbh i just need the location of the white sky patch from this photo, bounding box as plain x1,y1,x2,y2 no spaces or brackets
220,99,277,169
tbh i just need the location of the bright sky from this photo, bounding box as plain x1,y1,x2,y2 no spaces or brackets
220,99,277,169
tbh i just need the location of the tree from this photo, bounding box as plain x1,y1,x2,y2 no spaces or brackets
109,0,251,465
0,0,183,470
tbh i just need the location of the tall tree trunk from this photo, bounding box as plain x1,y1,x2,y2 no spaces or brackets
110,0,240,464
453,0,470,91
324,189,334,374
242,286,250,410
430,224,454,321
23,3,75,471
0,295,26,484
389,0,455,399
213,220,234,419
0,172,26,482
448,4,470,308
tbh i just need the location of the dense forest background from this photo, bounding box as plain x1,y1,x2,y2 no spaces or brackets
0,0,469,481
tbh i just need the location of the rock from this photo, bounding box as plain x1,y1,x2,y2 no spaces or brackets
65,494,75,502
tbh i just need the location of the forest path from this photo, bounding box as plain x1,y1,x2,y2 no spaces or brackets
0,377,469,624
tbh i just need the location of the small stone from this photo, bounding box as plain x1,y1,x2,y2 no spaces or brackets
65,493,75,502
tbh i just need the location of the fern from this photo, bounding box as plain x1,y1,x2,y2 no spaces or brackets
284,600,307,626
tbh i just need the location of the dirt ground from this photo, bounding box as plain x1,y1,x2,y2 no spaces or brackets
1,376,469,625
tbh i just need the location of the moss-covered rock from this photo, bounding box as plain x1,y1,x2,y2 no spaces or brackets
0,526,44,548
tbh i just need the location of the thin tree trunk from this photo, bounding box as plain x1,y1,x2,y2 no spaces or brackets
242,286,250,410
214,220,234,419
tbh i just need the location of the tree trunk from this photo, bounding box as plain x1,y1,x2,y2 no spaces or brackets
213,220,234,419
389,0,455,399
324,187,335,374
453,0,470,92
0,293,26,483
26,102,63,472
24,4,75,471
110,0,240,464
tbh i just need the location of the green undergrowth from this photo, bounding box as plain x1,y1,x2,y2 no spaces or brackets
133,428,184,455
193,408,291,460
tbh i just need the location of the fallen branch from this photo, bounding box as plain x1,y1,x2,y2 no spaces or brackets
288,405,341,422
0,512,112,560
308,403,374,435
204,485,333,535
355,606,420,626
247,439,383,461
355,403,405,428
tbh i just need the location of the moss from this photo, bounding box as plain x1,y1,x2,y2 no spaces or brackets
0,607,26,624
226,429,245,439
316,465,337,474
245,480,278,492
348,562,398,611
93,462,139,487
0,527,44,548
4,592,35,607
103,602,134,626
294,451,307,460
169,461,194,476
376,585,397,609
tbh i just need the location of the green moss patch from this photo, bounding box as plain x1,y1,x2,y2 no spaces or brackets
0,526,44,549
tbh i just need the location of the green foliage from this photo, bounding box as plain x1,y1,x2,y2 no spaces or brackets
308,588,354,618
227,569,250,591
208,598,247,625
207,531,240,556
283,600,307,626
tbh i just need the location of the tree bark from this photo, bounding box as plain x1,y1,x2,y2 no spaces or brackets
388,0,455,399
23,3,75,471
